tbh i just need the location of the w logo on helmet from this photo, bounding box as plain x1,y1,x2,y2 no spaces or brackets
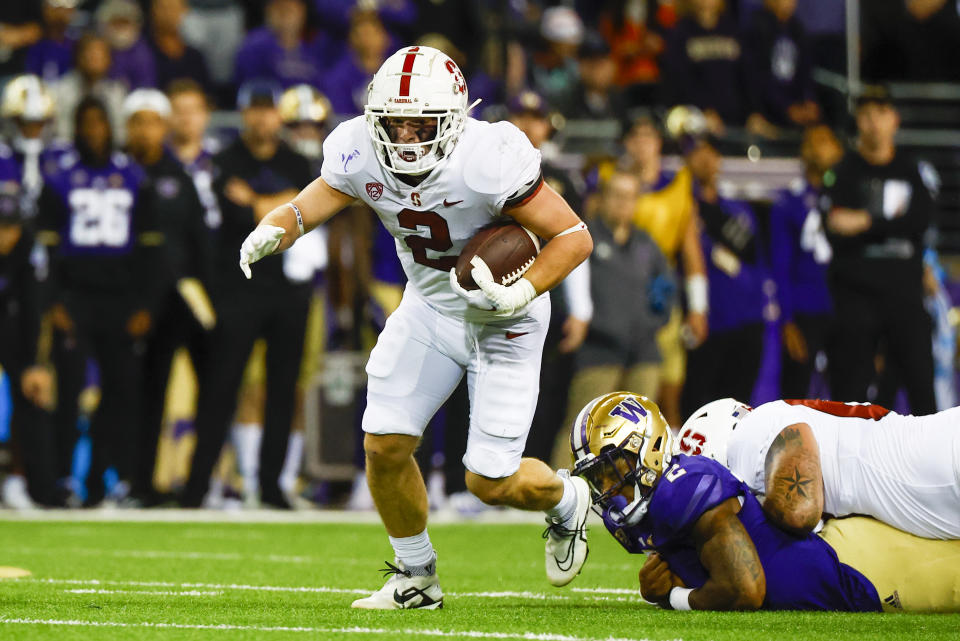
366,182,384,201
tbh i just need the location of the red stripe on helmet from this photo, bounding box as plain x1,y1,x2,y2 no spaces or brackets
398,47,419,97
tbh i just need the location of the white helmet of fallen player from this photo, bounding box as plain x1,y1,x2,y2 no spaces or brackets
675,398,752,465
365,45,478,175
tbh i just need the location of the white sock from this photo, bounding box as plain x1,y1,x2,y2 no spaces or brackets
231,423,262,497
279,431,303,495
389,529,436,573
545,472,577,524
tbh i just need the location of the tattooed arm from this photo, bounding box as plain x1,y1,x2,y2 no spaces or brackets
687,497,766,610
762,422,824,536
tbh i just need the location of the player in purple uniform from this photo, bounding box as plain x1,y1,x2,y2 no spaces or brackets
569,391,960,612
37,96,163,505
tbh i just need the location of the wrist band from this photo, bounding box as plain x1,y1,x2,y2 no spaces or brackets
685,274,708,314
288,202,304,237
669,586,693,611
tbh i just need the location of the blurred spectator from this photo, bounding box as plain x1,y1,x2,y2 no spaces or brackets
37,96,161,506
614,115,709,427
322,10,390,116
0,2,42,79
529,6,583,112
279,83,332,171
167,78,222,231
52,33,127,144
123,89,213,506
507,89,589,466
234,0,324,91
416,32,501,114
96,0,158,90
822,88,937,414
314,0,416,44
562,170,674,441
149,0,213,93
181,0,246,90
769,124,842,398
862,0,960,82
25,0,79,84
597,0,675,104
407,0,484,75
566,32,627,123
0,176,56,508
662,0,748,134
0,75,71,218
680,132,768,416
742,0,819,134
181,82,313,509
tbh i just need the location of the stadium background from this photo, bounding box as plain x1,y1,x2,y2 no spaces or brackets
0,0,958,509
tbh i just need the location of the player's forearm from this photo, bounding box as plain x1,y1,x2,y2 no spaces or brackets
255,177,355,253
522,230,592,295
692,499,766,611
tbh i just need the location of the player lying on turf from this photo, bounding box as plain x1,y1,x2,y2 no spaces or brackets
569,392,960,612
236,45,594,609
678,398,960,539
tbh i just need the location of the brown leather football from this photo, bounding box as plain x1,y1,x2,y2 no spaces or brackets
455,222,540,291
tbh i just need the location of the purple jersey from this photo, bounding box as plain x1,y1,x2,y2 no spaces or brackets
769,181,832,321
43,151,144,256
602,454,881,612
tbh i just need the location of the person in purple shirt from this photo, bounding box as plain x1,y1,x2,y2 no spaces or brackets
769,124,842,397
234,0,326,91
37,96,162,506
742,0,820,130
569,391,960,613
320,10,391,116
148,0,213,94
313,0,416,44
24,0,79,84
680,132,768,417
96,0,158,90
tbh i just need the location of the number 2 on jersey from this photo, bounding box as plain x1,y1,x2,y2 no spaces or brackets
664,463,687,483
397,208,457,271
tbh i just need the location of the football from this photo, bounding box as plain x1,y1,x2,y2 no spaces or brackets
455,222,540,291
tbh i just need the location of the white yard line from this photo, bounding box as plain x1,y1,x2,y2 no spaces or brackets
9,546,334,565
28,578,647,603
63,589,224,597
0,508,581,525
0,618,667,641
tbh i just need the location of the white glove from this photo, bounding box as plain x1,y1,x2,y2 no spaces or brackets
449,267,496,310
470,256,537,317
239,225,285,279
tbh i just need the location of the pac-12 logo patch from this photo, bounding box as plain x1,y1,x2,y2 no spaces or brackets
366,182,384,201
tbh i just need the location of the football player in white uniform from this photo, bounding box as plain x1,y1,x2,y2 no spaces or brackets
678,398,960,539
237,46,594,608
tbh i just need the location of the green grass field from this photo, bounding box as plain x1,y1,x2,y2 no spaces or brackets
0,513,957,641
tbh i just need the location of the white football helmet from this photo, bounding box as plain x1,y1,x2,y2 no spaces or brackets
365,45,478,175
1,75,55,122
675,398,752,466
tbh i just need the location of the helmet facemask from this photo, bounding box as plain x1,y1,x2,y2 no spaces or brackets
365,107,463,175
575,429,670,527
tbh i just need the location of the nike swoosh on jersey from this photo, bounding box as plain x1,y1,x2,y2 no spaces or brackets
505,331,529,339
443,199,464,207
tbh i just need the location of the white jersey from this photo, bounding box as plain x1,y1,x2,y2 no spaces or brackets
321,116,546,323
727,399,960,539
